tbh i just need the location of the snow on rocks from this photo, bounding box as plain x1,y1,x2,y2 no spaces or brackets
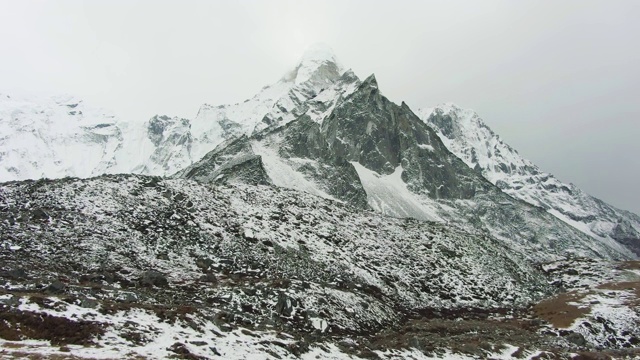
0,174,561,358
419,103,640,259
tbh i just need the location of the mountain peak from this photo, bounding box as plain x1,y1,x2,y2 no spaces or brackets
299,43,341,65
282,44,344,85
432,102,464,115
362,74,378,89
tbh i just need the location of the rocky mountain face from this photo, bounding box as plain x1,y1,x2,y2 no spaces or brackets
6,48,636,262
176,71,633,262
168,44,364,173
418,104,640,256
0,93,197,179
131,115,194,175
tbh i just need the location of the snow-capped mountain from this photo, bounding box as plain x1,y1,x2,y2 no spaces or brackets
2,46,640,359
0,44,361,180
133,43,362,175
0,93,123,180
175,73,633,261
418,104,640,255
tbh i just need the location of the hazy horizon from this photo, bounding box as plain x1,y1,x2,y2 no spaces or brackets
1,0,638,214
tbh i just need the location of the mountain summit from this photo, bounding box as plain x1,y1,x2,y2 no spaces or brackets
282,43,345,85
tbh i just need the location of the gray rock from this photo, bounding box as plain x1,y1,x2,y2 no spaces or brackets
174,135,271,186
565,332,587,347
31,208,50,221
275,292,297,317
116,292,138,303
0,295,19,306
196,258,214,270
199,273,218,283
3,268,28,280
139,271,168,287
47,280,66,293
79,298,99,309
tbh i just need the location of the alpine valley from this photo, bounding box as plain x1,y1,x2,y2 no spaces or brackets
1,45,639,359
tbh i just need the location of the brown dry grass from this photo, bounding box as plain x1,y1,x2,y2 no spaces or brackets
617,260,640,270
0,342,27,349
0,353,118,360
597,280,640,305
597,281,639,292
533,291,589,328
0,308,104,345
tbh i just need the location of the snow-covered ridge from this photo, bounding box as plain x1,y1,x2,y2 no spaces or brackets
0,92,123,181
418,103,640,255
191,44,355,148
0,45,359,182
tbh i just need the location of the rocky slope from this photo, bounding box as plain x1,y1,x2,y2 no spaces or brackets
4,47,638,264
2,175,639,359
418,104,640,256
0,174,550,358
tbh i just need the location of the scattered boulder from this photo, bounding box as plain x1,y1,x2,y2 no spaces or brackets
189,340,208,346
116,292,138,303
142,177,161,187
31,208,50,221
199,273,218,283
2,268,28,280
167,342,206,360
46,280,66,293
80,272,116,284
139,271,168,287
0,295,19,306
196,258,214,271
565,332,587,347
566,268,579,276
275,292,297,317
79,298,99,309
243,228,258,243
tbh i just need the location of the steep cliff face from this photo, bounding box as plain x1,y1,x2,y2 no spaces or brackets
419,103,640,256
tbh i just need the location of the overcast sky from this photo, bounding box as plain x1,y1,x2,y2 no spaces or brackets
1,0,639,213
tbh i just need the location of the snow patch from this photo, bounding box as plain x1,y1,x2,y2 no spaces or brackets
351,162,440,221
